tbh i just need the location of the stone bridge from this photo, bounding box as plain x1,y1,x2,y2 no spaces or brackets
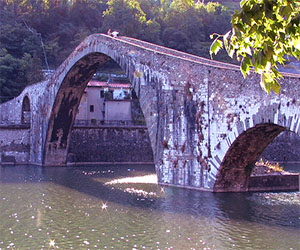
1,34,300,192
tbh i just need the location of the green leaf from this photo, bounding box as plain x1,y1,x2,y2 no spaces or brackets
233,23,245,34
248,24,257,35
280,5,293,19
260,72,281,95
223,31,235,57
242,12,252,26
260,73,271,94
272,80,281,95
240,0,248,8
240,56,252,78
209,0,300,94
264,45,274,60
264,2,274,19
258,52,268,69
210,39,223,58
294,37,300,50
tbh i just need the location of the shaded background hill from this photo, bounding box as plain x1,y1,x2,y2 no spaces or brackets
0,0,240,102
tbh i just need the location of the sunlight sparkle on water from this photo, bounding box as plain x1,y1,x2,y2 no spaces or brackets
104,174,157,185
101,202,108,211
253,192,300,205
124,187,157,197
0,164,298,250
49,239,56,248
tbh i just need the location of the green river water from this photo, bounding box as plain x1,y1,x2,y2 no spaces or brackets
0,164,299,250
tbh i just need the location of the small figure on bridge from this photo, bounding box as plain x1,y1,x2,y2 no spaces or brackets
111,30,119,38
107,29,119,38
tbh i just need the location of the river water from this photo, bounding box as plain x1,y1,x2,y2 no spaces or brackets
0,164,299,250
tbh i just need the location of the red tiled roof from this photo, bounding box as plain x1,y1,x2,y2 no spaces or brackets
88,80,131,89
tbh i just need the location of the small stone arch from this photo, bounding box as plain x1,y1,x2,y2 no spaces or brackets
213,123,286,192
21,95,31,125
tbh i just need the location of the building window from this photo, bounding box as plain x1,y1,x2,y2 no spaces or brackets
90,105,94,112
100,90,104,98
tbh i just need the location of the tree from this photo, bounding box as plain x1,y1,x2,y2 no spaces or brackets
162,27,191,51
0,5,43,102
210,0,300,94
102,0,147,37
161,1,232,59
0,0,237,102
69,0,106,32
0,49,29,102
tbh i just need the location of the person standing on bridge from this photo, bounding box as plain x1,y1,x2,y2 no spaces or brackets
111,30,119,38
107,29,119,38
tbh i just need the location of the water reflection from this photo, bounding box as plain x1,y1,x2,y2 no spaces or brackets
0,164,299,250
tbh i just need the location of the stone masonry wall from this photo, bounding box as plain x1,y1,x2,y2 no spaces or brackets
248,174,299,192
0,80,49,164
261,131,300,162
0,126,30,163
68,126,153,163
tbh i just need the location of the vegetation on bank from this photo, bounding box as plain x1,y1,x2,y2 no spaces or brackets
0,0,238,103
252,158,285,176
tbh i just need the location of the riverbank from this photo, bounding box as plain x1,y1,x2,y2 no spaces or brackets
252,159,286,176
249,159,299,192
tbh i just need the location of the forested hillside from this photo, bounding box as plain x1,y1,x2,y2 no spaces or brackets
0,0,237,102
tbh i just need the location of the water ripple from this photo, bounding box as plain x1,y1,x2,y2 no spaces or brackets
0,165,299,250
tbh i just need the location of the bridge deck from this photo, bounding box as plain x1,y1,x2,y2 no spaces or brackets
117,35,300,78
120,36,240,70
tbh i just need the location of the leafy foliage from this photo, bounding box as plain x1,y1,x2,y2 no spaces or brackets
210,0,300,94
0,0,235,102
102,0,147,38
0,9,43,102
0,49,37,101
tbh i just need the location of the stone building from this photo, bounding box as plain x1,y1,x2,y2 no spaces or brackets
75,80,132,122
